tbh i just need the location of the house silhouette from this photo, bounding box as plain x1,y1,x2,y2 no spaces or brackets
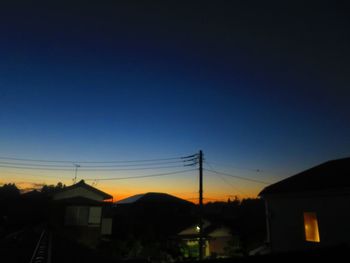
260,157,350,253
51,180,113,247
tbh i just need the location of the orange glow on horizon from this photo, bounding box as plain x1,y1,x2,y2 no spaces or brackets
106,189,259,204
0,170,262,203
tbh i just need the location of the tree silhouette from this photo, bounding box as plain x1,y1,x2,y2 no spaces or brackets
41,182,65,195
0,183,20,199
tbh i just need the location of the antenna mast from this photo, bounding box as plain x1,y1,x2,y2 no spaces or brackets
73,164,80,184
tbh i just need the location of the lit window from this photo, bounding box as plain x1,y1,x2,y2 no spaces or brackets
303,212,320,242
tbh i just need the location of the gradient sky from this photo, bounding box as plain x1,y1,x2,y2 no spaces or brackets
0,1,349,201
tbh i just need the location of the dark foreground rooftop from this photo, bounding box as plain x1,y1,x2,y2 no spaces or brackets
260,157,350,196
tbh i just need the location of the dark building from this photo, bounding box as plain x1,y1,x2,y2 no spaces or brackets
113,192,196,239
51,180,113,247
260,157,350,253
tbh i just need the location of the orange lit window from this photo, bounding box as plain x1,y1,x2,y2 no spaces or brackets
304,212,320,242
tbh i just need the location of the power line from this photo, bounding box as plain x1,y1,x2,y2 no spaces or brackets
0,161,76,168
204,168,271,185
0,170,68,179
0,155,194,164
204,160,248,197
0,164,188,171
0,168,195,181
205,160,263,173
0,159,186,168
78,160,186,167
84,169,196,181
211,172,249,196
0,165,75,171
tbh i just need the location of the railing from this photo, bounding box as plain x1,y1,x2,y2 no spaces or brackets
29,228,52,263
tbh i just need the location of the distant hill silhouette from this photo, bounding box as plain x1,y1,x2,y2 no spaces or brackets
116,192,194,206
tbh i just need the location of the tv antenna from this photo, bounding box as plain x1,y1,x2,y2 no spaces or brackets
73,163,80,184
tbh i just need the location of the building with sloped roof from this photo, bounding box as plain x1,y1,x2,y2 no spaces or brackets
53,179,112,202
51,180,113,247
112,192,196,243
116,192,193,205
259,157,350,253
177,220,237,258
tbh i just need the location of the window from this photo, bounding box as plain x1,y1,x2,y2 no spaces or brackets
65,206,89,226
88,207,102,224
303,212,320,242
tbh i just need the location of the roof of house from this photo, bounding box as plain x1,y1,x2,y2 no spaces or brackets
178,221,232,238
116,192,194,205
54,196,105,205
177,220,211,236
57,180,113,200
259,157,350,196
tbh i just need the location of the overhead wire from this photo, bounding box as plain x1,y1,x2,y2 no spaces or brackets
0,164,191,171
0,152,272,202
0,153,198,184
204,160,263,173
84,169,196,181
0,170,68,179
204,168,271,185
0,153,271,185
0,154,197,198
0,154,197,175
204,160,249,197
0,154,195,164
208,170,248,196
0,159,186,168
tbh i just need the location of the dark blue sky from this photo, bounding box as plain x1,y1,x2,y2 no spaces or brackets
0,1,350,196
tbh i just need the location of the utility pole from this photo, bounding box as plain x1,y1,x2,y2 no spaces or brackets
199,150,204,261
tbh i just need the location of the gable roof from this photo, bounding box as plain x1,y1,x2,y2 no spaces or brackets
178,220,211,236
178,221,232,238
259,157,350,196
57,180,112,200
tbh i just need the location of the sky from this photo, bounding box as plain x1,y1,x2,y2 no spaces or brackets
0,1,349,201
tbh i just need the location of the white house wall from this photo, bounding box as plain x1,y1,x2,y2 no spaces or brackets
53,186,105,201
